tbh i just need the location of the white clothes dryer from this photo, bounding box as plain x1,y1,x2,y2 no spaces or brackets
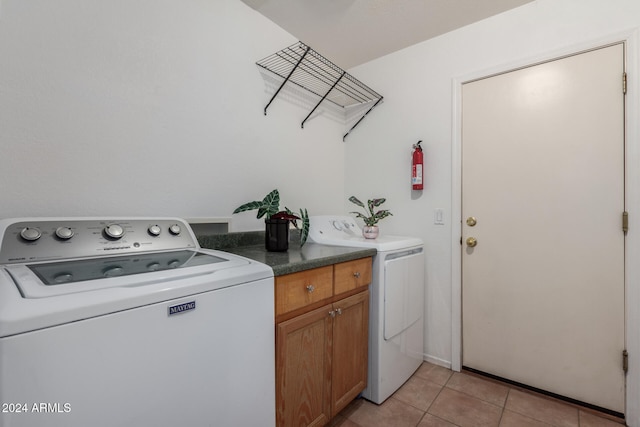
308,216,424,404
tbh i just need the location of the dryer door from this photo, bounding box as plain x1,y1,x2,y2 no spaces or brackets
383,248,424,340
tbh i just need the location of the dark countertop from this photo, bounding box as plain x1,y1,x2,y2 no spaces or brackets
198,231,376,276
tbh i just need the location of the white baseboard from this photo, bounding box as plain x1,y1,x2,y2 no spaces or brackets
423,354,452,370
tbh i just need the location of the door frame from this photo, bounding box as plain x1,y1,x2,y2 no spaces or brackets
451,30,639,424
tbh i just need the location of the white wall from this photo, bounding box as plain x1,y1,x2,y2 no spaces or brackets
345,0,640,422
3,0,640,422
0,0,348,229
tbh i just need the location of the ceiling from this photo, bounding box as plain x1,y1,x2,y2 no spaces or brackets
242,0,535,69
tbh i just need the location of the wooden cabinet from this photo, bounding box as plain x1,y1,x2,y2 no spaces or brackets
333,257,371,295
275,258,371,427
276,304,333,427
330,291,369,415
275,266,333,316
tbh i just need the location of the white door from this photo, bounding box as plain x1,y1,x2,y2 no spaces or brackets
462,44,625,413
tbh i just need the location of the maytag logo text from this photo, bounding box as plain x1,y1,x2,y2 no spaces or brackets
168,301,196,316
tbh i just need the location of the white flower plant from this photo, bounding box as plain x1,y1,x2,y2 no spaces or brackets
348,196,392,226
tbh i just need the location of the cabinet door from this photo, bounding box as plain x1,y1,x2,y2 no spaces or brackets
331,290,369,416
276,304,333,427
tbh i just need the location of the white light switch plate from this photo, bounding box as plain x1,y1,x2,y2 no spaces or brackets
434,208,445,225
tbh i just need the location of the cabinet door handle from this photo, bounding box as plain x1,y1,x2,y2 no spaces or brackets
353,272,361,278
336,308,342,315
306,284,315,293
329,310,336,317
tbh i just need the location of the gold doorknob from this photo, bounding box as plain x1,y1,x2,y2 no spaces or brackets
466,237,477,247
466,217,477,227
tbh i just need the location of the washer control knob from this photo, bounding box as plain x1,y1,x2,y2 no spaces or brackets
20,227,42,242
168,224,181,236
55,226,74,240
104,224,125,239
148,225,162,236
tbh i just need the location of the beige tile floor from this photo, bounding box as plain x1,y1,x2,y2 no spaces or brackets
332,362,626,427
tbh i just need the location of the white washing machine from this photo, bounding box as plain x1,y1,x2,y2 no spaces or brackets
0,217,275,427
308,216,424,404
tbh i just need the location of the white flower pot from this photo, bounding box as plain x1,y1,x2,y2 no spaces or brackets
362,225,379,239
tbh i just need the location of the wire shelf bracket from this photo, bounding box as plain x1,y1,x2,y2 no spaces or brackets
257,42,383,141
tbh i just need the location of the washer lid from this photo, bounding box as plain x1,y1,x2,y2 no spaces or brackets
5,249,249,299
0,248,273,337
308,215,423,251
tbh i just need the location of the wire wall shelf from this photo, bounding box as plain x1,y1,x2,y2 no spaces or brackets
256,41,383,141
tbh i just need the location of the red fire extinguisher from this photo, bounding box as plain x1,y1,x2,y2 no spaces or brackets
412,140,424,190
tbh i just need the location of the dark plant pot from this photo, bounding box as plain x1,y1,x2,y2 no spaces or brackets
265,218,289,252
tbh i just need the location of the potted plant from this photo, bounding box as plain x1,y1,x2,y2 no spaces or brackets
348,196,392,239
233,189,309,252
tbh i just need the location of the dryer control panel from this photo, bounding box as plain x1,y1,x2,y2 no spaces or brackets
0,218,197,264
308,215,362,240
308,215,423,251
